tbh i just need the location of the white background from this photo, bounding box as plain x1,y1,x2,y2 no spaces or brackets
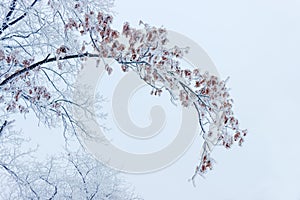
110,0,300,199
11,1,300,199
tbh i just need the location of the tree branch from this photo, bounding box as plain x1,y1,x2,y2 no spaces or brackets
0,0,39,35
0,120,8,137
3,0,18,23
0,52,100,87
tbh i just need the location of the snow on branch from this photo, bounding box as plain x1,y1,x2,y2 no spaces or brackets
0,0,246,188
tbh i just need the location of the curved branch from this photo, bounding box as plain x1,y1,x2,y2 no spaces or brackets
0,52,100,87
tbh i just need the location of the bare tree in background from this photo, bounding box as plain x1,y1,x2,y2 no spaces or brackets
0,124,139,200
0,0,139,199
0,0,246,193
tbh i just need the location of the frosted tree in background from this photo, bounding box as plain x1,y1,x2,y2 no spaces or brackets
0,0,138,198
0,124,138,199
0,0,246,193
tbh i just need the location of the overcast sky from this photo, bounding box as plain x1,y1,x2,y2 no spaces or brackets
12,1,300,199
110,0,300,199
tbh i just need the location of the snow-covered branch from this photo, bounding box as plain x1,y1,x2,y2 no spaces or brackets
0,0,246,189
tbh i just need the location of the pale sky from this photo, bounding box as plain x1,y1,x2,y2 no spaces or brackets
11,0,300,199
111,0,300,199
